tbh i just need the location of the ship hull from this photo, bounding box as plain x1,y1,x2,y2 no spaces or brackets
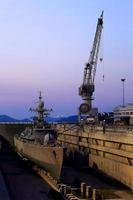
14,136,63,180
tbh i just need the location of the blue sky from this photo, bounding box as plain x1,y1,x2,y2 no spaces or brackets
0,0,133,118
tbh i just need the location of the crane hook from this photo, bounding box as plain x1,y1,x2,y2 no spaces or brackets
100,57,103,62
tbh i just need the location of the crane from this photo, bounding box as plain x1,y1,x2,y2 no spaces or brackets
79,11,103,121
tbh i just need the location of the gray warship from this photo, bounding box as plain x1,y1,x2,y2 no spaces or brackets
14,92,64,180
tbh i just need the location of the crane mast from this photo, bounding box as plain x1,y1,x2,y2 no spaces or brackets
79,12,103,121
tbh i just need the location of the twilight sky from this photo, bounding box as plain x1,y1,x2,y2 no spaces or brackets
0,0,133,118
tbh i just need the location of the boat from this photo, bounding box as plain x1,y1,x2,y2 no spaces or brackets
14,92,64,180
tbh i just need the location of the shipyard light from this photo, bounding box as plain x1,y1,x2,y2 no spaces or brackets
121,78,126,107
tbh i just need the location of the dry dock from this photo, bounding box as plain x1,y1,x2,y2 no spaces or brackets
57,124,133,191
0,123,133,199
0,135,62,200
0,170,10,200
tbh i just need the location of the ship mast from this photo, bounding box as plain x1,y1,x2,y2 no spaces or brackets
30,92,52,128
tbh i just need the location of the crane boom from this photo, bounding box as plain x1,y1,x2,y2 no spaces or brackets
79,12,103,117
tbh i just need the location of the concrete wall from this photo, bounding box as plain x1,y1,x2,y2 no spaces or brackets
87,131,133,190
57,124,133,190
0,124,30,145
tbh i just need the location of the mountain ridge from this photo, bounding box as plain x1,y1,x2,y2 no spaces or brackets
0,114,78,123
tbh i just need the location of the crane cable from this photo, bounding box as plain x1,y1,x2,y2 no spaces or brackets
99,24,104,81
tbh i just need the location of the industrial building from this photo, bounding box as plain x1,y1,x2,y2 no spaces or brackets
113,104,133,125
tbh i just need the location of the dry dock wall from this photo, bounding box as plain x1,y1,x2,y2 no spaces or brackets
0,123,31,145
57,124,133,190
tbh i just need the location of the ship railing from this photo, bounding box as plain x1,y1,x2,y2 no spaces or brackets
85,124,133,134
58,123,133,134
0,122,32,125
17,137,58,147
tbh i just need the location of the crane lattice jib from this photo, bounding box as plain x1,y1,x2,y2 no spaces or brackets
83,12,103,87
